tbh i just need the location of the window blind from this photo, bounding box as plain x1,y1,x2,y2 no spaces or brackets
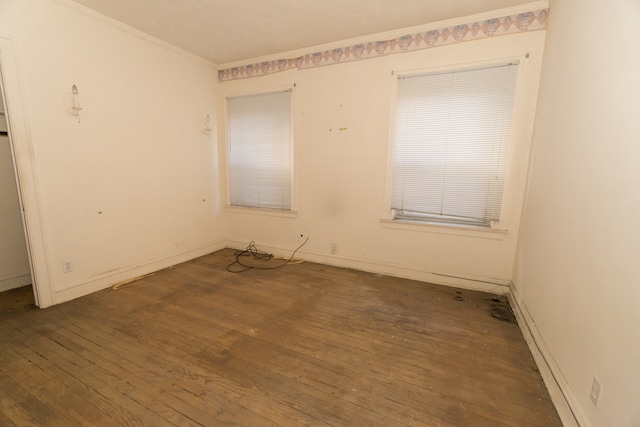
391,63,518,227
227,90,292,210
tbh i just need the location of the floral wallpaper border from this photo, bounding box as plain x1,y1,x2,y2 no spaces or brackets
218,9,548,82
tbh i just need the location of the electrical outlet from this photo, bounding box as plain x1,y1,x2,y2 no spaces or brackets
590,376,602,407
63,260,73,273
330,243,338,254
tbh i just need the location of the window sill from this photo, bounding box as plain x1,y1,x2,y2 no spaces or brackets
379,218,508,240
226,206,298,219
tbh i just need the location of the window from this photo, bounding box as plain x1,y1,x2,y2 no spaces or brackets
227,89,293,210
391,62,518,228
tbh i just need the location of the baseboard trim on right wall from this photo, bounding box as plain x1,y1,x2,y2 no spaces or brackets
507,284,582,427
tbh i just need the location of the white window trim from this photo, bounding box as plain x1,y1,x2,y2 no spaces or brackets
225,205,298,219
381,54,530,235
223,83,298,216
379,218,508,240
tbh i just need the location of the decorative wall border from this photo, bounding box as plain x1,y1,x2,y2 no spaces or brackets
218,8,548,81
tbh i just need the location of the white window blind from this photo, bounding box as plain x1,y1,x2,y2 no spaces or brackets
227,90,292,210
391,63,518,227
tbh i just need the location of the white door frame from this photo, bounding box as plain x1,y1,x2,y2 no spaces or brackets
0,36,54,308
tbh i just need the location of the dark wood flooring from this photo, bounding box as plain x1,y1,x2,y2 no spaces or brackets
0,249,561,426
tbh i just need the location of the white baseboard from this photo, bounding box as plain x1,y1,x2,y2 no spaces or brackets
53,240,226,306
225,240,510,295
508,284,586,427
0,273,32,292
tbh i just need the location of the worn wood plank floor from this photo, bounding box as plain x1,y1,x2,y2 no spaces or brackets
0,249,561,426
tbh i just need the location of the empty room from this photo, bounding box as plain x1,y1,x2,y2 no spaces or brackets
0,0,638,425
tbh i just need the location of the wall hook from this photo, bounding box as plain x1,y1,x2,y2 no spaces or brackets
70,84,82,122
203,114,212,135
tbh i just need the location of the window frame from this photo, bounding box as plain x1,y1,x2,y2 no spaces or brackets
223,84,298,217
383,56,528,234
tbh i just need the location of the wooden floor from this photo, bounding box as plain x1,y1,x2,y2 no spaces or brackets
0,249,561,426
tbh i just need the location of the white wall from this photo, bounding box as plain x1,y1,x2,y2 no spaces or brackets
513,0,640,425
218,6,546,293
0,0,225,307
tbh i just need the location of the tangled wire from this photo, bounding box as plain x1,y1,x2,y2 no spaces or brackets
226,238,309,273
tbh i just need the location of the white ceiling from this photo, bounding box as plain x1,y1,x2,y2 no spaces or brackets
72,0,536,65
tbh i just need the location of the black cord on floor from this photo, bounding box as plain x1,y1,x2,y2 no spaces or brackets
226,238,309,273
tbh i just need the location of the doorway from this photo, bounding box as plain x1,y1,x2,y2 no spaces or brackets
0,64,34,303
